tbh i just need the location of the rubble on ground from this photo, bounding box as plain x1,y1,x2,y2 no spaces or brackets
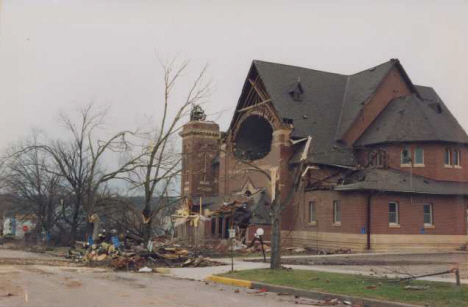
65,233,223,271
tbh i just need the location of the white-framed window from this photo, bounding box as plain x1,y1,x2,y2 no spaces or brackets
444,148,451,166
453,149,461,167
414,147,424,165
308,201,316,224
333,200,341,224
389,202,399,225
423,203,433,226
401,146,411,165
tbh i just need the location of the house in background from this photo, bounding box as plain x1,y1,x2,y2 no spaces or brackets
178,58,468,252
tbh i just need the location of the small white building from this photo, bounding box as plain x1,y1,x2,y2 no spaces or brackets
2,216,35,238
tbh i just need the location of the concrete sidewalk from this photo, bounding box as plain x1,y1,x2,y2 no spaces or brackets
169,258,269,280
245,250,467,261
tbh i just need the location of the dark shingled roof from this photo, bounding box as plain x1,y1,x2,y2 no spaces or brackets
254,61,351,166
336,168,468,196
355,89,468,146
334,61,396,140
253,60,403,166
234,59,466,167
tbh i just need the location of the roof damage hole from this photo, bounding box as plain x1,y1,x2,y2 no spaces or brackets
234,115,273,160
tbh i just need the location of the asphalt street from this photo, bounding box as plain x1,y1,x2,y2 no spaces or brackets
0,248,307,307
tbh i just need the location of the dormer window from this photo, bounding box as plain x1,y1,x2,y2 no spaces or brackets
289,78,304,101
401,146,411,166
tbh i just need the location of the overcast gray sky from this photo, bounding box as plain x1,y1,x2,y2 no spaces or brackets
0,0,467,152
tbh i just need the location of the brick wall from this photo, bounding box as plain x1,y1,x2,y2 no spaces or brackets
283,190,467,251
343,66,412,145
180,121,220,197
291,190,466,236
370,193,467,235
219,125,293,201
292,190,368,234
356,143,468,182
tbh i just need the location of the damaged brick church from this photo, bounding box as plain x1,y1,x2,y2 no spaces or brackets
176,59,468,252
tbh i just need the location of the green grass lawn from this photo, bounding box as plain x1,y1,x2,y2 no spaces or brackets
220,269,468,307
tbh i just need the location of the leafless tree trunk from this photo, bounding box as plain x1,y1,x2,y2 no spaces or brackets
127,57,211,243
230,138,309,269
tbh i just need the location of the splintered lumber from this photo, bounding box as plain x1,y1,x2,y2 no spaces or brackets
97,254,107,261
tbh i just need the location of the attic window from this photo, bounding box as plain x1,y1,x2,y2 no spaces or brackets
436,104,443,114
289,78,304,101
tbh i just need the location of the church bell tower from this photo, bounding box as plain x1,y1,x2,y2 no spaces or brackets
179,105,220,198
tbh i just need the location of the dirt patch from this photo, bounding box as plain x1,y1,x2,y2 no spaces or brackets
64,280,83,288
22,267,52,275
0,257,76,267
60,268,79,273
0,274,22,299
97,275,148,289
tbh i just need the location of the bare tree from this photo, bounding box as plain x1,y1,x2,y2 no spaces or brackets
1,133,63,241
17,104,141,243
127,58,211,243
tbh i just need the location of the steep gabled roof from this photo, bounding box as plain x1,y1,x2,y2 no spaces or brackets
355,88,468,146
229,59,466,167
253,60,356,166
334,60,396,140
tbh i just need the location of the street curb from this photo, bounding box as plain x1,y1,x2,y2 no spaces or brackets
206,275,420,307
206,275,252,288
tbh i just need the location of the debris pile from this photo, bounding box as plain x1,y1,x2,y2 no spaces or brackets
66,232,222,271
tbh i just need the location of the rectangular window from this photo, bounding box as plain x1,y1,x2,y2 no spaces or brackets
423,203,433,225
445,149,451,165
389,202,399,225
401,146,411,165
415,147,424,165
333,200,341,224
453,150,460,166
376,151,385,167
308,201,316,223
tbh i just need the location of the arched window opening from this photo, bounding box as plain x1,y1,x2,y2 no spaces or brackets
453,149,460,166
444,148,451,166
234,115,273,161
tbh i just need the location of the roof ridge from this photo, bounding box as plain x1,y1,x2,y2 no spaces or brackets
253,59,397,77
349,59,396,76
334,76,351,140
253,59,347,77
